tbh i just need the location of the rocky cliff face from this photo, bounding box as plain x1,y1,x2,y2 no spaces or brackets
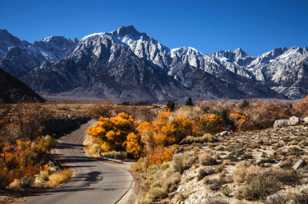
248,48,308,98
33,36,78,62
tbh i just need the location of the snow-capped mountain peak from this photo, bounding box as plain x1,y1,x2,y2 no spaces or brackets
80,32,108,41
212,48,250,62
41,35,70,43
113,25,147,39
170,47,204,68
109,26,171,68
171,47,202,56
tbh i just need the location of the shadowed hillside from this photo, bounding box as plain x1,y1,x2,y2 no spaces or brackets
0,68,44,103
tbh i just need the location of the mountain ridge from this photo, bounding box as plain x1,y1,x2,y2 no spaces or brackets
0,25,307,101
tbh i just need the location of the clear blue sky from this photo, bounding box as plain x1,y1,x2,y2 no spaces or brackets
1,0,308,55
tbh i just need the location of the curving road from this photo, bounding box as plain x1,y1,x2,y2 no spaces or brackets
25,120,134,204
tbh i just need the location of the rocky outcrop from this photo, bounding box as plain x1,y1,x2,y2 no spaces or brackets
273,116,305,128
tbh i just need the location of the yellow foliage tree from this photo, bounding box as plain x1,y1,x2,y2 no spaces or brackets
124,132,142,158
87,112,141,155
199,113,225,133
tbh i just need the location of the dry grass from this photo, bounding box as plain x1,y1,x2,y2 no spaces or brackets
237,172,282,200
137,163,182,204
172,152,197,173
48,169,72,188
234,165,299,200
233,163,262,184
0,103,50,142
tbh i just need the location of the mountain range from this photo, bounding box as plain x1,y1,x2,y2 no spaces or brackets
0,25,307,102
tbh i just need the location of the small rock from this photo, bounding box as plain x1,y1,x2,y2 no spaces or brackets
216,131,232,137
293,159,305,170
288,116,300,126
273,119,289,128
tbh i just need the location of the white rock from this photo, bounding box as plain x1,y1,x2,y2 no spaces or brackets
273,119,289,128
288,116,300,126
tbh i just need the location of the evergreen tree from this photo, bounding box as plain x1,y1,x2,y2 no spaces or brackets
185,97,194,106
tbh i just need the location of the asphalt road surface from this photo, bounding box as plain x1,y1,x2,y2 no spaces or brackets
25,120,133,204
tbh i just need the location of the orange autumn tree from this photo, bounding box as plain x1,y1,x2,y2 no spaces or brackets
229,111,249,130
137,110,193,147
87,112,142,157
136,110,193,165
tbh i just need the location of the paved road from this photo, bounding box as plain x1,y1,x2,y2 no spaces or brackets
26,120,133,204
